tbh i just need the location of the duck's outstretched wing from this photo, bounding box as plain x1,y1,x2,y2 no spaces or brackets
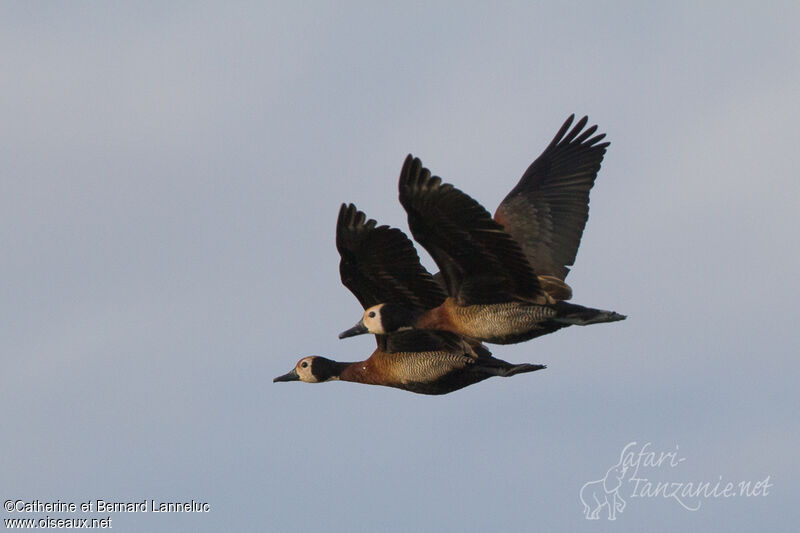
398,155,543,306
494,114,610,280
336,203,446,312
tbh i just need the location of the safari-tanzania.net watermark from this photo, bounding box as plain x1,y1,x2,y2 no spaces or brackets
579,441,772,520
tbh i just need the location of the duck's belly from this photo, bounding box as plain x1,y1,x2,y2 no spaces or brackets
381,351,474,384
377,351,487,395
451,302,558,344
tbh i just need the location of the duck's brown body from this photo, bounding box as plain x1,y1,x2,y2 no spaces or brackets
339,346,523,395
415,297,624,345
416,297,556,345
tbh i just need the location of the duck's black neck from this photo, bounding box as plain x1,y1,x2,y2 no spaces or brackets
382,303,425,331
312,358,358,381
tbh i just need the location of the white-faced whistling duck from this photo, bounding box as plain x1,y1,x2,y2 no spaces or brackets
339,115,626,345
274,204,545,395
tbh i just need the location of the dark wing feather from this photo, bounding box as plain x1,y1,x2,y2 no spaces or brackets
494,115,610,280
385,329,491,358
336,203,446,311
398,155,542,306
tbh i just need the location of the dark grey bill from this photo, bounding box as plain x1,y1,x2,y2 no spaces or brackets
338,321,368,339
273,368,300,382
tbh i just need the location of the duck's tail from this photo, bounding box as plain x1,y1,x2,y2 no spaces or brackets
552,301,627,326
501,363,547,377
475,357,546,377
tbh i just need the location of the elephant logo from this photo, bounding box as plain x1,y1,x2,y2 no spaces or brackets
580,457,629,520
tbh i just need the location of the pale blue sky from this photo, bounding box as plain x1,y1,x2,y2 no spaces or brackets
2,2,798,531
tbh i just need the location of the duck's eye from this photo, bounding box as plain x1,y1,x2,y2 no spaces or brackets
301,361,309,368
368,311,376,318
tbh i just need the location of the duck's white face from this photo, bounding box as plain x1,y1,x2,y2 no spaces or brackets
295,356,317,382
362,303,386,334
338,304,386,339
274,356,319,383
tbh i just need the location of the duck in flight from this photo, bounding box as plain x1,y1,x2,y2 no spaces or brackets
274,204,545,395
339,115,626,345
